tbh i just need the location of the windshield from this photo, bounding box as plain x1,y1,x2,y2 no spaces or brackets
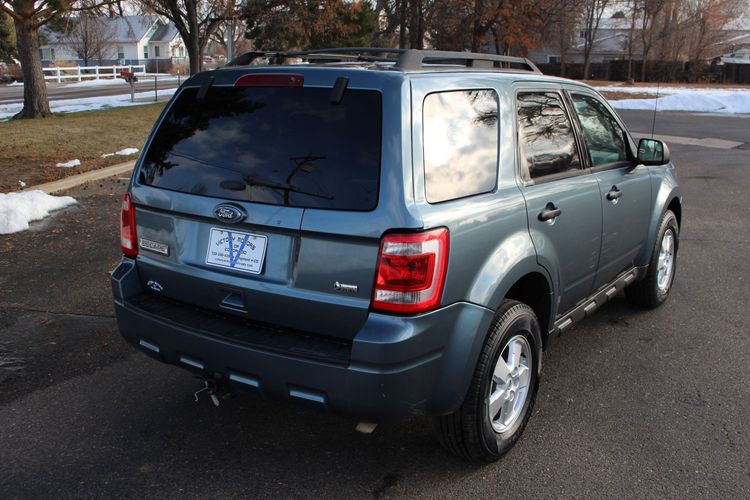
138,85,382,211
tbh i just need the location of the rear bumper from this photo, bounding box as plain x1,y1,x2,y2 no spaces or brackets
112,259,494,421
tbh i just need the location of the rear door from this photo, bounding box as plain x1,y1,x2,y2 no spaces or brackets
566,90,652,289
129,74,411,340
515,88,603,315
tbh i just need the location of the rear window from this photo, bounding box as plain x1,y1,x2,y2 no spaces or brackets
138,85,382,210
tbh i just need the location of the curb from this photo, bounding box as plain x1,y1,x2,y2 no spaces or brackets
24,160,135,194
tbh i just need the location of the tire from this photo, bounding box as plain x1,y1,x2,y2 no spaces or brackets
626,210,679,309
434,300,542,462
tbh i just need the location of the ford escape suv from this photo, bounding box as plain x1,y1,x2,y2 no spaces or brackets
112,48,681,462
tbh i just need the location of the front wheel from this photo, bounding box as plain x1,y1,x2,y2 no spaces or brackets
434,300,542,462
626,209,679,309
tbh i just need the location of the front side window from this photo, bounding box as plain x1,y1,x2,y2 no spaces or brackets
570,93,628,167
517,92,581,180
423,90,498,203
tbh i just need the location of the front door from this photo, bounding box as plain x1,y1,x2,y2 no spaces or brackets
567,91,653,289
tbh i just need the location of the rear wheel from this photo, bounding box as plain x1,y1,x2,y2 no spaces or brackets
626,210,679,309
434,300,541,462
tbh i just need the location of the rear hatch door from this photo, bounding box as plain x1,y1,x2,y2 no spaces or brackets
129,71,412,340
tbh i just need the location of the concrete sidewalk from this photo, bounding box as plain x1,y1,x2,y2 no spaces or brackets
24,160,135,194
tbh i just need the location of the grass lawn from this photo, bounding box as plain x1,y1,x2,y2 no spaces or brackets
0,103,165,192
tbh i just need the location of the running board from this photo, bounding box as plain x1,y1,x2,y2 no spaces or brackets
551,267,645,336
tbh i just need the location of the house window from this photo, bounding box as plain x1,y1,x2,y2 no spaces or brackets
143,46,148,59
179,46,184,57
40,47,55,61
154,45,160,58
548,56,561,64
117,46,125,59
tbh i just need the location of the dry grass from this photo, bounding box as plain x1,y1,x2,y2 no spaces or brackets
0,103,165,192
599,91,657,101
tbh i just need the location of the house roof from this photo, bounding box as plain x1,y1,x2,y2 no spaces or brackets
150,23,179,42
41,15,164,45
109,16,159,42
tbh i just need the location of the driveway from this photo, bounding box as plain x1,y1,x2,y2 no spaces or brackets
0,111,748,498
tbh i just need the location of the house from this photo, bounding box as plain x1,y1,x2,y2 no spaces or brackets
528,17,635,65
528,16,750,66
39,15,187,67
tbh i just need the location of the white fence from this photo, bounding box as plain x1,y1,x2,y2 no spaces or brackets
43,65,146,83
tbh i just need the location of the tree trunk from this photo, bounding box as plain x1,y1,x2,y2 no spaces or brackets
583,52,592,80
185,0,203,75
187,30,202,75
398,0,407,49
14,16,51,119
471,0,483,52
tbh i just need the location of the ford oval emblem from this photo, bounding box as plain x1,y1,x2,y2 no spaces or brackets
213,204,246,224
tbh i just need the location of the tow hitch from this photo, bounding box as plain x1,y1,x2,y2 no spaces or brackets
193,376,230,407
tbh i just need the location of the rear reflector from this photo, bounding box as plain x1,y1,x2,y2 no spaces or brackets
371,228,449,314
234,73,304,88
120,193,137,257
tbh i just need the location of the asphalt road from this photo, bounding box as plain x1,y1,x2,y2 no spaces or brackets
0,78,182,105
1,111,749,498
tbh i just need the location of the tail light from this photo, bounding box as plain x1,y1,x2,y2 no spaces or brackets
120,193,138,257
234,73,304,87
371,228,449,314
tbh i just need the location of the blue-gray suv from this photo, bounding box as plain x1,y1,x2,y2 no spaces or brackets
112,49,681,461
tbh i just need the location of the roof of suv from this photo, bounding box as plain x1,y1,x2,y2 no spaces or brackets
185,48,595,94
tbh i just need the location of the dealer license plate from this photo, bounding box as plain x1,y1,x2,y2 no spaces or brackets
205,228,267,274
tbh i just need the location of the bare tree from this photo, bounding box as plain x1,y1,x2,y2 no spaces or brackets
210,17,250,60
138,0,234,74
580,0,610,79
62,13,116,66
539,0,581,76
0,0,115,119
638,0,665,81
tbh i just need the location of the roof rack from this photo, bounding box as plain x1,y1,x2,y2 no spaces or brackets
226,48,542,74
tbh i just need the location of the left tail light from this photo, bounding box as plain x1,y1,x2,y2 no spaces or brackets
371,228,449,314
120,193,138,257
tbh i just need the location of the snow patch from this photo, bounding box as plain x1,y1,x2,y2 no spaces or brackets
64,78,129,88
101,147,139,158
609,92,750,114
56,159,81,168
18,180,26,188
599,85,750,113
0,190,77,234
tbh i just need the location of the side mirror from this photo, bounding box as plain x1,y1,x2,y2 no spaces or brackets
637,138,670,165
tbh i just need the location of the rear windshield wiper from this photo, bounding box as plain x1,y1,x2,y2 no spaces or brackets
244,175,334,200
165,151,334,201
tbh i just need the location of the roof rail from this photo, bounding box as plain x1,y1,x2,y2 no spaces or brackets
397,49,541,73
226,47,542,74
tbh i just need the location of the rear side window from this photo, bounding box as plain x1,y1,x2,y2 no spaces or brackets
139,86,382,211
423,90,498,203
517,92,581,180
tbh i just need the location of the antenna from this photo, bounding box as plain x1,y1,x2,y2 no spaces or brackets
650,81,660,138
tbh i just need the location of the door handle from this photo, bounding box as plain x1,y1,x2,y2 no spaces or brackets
538,203,562,222
606,186,623,201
